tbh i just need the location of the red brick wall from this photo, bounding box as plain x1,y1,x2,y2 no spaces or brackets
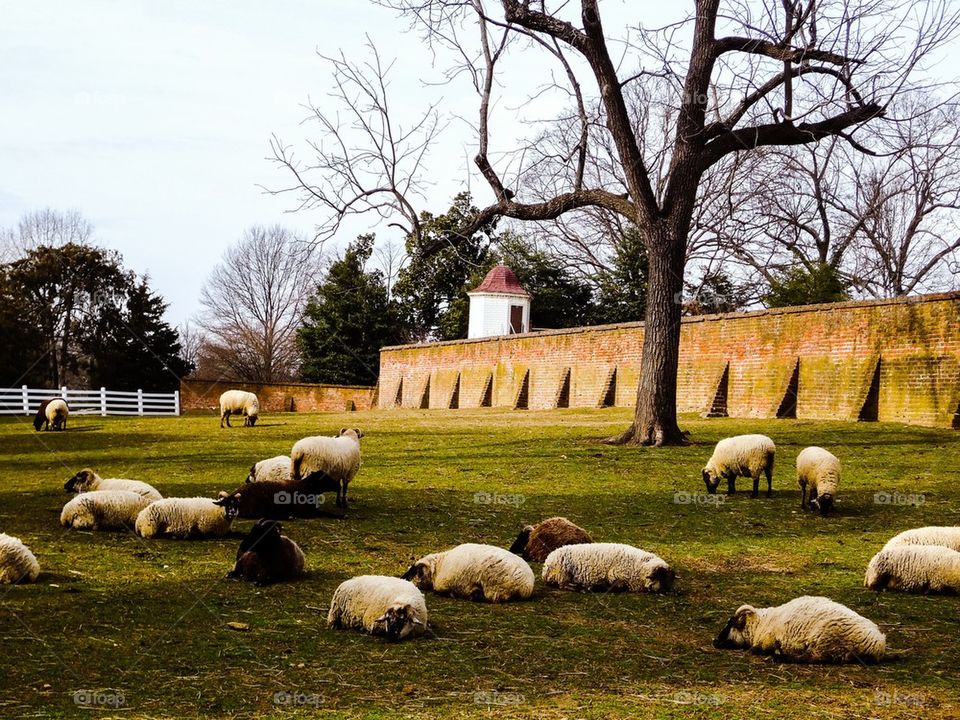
179,379,376,413
378,292,960,429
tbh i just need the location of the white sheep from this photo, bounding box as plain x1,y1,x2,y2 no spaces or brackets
713,595,885,663
61,490,153,531
327,575,428,641
290,428,363,508
33,398,69,431
219,390,260,428
246,455,292,483
0,533,40,584
796,446,840,515
542,542,675,593
402,543,534,603
64,468,162,502
702,434,775,497
865,545,960,594
882,526,960,553
135,498,237,539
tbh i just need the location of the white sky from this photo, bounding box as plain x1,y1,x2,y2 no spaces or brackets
2,1,957,326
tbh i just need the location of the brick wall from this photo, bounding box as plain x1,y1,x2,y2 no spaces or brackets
378,292,960,429
179,379,376,414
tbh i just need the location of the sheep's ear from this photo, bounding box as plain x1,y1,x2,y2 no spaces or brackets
339,427,348,436
702,469,710,482
400,563,419,581
354,428,364,438
374,613,388,624
212,497,226,506
733,606,755,629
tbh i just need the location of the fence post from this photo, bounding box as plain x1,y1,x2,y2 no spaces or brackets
61,386,67,402
137,389,144,416
100,387,107,417
21,385,29,415
174,390,180,417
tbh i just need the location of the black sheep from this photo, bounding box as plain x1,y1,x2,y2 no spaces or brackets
213,470,340,519
227,519,305,585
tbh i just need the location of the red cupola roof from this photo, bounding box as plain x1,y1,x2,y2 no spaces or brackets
469,264,530,296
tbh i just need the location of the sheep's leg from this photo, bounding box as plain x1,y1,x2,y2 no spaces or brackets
808,487,818,511
800,483,807,510
727,475,736,495
764,464,773,497
751,473,760,498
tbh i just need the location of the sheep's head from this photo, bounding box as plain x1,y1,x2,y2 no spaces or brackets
813,493,834,516
643,560,676,593
702,467,722,494
509,526,533,558
248,518,281,543
65,468,97,493
400,555,437,590
375,603,424,642
245,464,257,483
212,494,241,521
713,605,757,649
302,470,340,494
339,427,364,441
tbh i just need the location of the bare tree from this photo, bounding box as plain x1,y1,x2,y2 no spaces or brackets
198,225,319,383
273,0,958,444
177,322,206,375
2,209,94,260
372,238,408,299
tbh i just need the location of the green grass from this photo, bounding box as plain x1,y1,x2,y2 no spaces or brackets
0,408,958,719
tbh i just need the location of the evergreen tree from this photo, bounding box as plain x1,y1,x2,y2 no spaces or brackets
764,263,851,308
595,227,649,324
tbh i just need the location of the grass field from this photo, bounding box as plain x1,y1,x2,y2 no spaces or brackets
0,408,958,719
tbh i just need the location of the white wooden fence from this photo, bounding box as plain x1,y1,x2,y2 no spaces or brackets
0,386,180,417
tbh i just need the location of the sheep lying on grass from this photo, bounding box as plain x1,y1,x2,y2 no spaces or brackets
61,490,152,531
215,470,340,519
402,543,534,603
328,575,428,641
865,545,960,594
219,390,259,428
509,517,593,563
228,519,305,585
542,542,675,593
796,446,840,515
882,526,960,553
135,498,237,539
65,468,162,503
291,428,363,508
702,434,775,497
33,398,69,431
0,534,40,584
246,455,291,483
713,595,885,664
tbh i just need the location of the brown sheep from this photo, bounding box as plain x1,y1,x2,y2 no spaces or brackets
509,517,593,563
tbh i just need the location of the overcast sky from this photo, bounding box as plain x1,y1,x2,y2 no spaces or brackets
3,2,957,326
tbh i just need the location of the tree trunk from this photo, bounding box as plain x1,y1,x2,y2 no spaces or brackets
605,228,687,446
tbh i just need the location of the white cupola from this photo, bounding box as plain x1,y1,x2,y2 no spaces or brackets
467,264,531,339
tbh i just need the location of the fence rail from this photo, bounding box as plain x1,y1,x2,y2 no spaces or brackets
0,386,180,417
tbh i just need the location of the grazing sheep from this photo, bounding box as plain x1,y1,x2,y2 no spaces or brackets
64,468,162,503
713,595,885,664
290,428,363,508
509,517,593,563
246,455,292,483
0,533,40,584
402,543,534,603
702,434,775,497
882,526,960,553
60,490,152,531
542,542,675,593
865,545,960,594
33,398,69,431
328,575,428,641
135,498,237,539
796,446,841,515
227,519,305,585
219,390,259,428
214,470,339,519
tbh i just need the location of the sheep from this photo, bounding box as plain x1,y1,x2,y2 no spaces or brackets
881,526,960,553
713,595,885,664
542,542,675,593
33,398,69,431
214,470,340,519
64,468,162,503
290,428,363,508
509,517,593,563
702,434,775,497
135,498,237,539
61,490,153,531
327,575,428,641
796,446,840,515
245,455,292,483
401,543,534,603
865,545,960,594
219,389,259,428
227,519,305,585
0,533,40,584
